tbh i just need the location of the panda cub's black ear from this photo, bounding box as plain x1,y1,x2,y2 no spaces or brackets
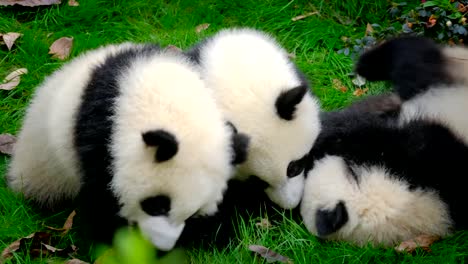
142,130,178,162
275,85,308,121
226,121,250,165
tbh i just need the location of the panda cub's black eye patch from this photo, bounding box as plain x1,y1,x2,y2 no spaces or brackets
140,195,171,216
287,158,305,178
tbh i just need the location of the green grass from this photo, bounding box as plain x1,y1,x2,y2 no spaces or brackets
1,0,467,263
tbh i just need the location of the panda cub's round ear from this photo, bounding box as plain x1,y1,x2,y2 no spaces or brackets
142,130,179,162
275,85,308,121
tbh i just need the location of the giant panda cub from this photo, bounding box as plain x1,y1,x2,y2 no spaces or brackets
7,43,249,251
185,28,322,209
300,36,468,247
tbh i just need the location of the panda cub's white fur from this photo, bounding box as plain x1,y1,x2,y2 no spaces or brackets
7,43,242,251
301,156,451,246
300,36,468,247
188,28,321,209
7,43,136,206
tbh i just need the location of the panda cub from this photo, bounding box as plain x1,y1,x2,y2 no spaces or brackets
186,28,321,209
300,36,468,246
7,43,248,251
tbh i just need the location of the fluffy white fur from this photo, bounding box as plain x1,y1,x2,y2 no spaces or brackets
399,45,468,144
301,155,452,246
195,28,321,208
8,44,236,250
7,43,137,206
111,53,234,225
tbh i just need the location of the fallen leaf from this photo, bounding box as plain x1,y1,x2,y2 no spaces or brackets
352,87,369,97
165,45,182,53
0,0,61,6
41,243,61,253
49,37,73,60
255,218,272,229
1,239,21,261
332,79,348,93
195,23,210,33
67,0,78,6
1,32,21,51
0,133,16,155
287,52,296,59
45,210,76,235
365,23,374,36
351,74,366,87
0,68,28,91
395,234,440,253
0,232,51,262
291,11,318,21
65,259,90,264
61,210,76,235
248,245,292,263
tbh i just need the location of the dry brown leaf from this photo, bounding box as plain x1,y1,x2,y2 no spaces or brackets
195,23,210,33
165,45,182,53
353,87,369,97
67,0,78,6
66,258,90,264
61,210,76,235
45,210,76,235
0,133,16,155
395,234,440,253
332,79,348,93
1,239,21,261
49,37,73,60
248,245,293,263
0,68,28,91
0,0,61,6
2,32,21,51
0,232,51,262
365,23,374,36
255,218,272,229
291,11,318,21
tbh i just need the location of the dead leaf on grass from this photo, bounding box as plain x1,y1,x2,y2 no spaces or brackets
195,23,210,33
0,0,61,6
67,0,78,6
0,133,16,155
255,218,272,229
49,37,73,60
248,245,293,263
395,234,440,253
65,258,90,264
365,23,374,36
291,12,318,21
0,232,51,262
165,45,182,53
0,68,28,91
62,210,76,235
332,79,348,93
352,87,368,97
1,238,21,261
1,32,22,51
45,210,76,235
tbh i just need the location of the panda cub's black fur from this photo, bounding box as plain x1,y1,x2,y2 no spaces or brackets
300,36,468,246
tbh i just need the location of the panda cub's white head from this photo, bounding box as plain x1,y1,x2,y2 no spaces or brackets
109,51,248,250
301,155,452,246
187,28,321,209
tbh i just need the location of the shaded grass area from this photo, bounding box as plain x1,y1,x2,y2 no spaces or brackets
1,0,467,263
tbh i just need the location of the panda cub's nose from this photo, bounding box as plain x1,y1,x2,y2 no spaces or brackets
315,201,349,237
